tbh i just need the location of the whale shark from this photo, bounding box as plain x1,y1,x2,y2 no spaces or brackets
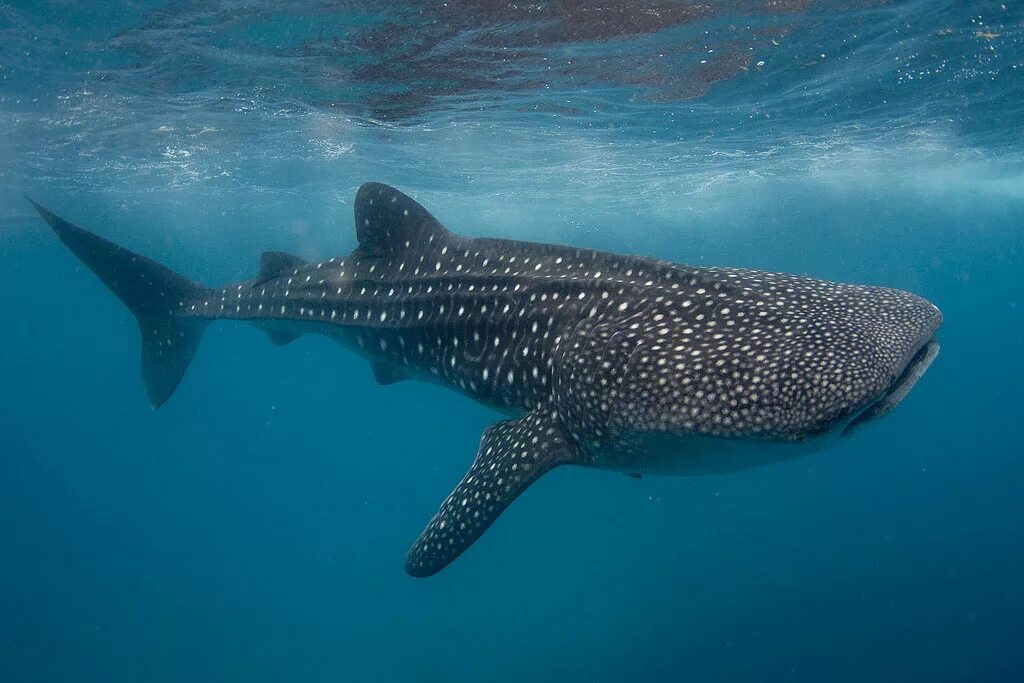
29,183,942,577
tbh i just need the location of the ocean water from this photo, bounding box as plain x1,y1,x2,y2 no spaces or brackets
1,1,1022,681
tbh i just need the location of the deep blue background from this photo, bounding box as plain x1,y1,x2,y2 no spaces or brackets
2,2,1022,681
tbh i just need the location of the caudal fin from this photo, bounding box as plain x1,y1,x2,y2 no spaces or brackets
28,199,209,408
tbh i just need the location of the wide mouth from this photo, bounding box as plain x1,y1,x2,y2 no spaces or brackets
842,338,940,436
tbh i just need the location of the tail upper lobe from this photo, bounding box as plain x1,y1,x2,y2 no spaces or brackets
28,199,209,408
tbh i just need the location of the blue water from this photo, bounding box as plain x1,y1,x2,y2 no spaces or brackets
1,1,1022,680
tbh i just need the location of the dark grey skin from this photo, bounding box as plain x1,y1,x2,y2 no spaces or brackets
29,183,942,577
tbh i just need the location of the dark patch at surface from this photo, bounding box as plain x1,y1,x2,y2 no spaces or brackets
103,1,827,121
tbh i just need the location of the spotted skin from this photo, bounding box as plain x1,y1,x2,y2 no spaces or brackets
29,183,943,577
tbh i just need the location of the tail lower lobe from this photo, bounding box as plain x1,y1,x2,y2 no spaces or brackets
28,199,209,408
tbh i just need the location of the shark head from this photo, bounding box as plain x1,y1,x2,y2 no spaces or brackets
561,269,944,469
840,313,941,436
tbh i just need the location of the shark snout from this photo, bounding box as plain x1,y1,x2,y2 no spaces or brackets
890,292,943,385
842,293,942,435
907,292,944,343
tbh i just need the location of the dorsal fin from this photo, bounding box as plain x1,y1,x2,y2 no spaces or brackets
255,251,305,285
354,182,452,257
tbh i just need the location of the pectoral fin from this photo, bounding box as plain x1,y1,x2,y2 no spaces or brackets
405,409,580,577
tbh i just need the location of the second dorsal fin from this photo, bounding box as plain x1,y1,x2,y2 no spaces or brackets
354,182,452,257
255,251,306,285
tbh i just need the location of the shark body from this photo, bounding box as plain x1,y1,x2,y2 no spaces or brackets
30,183,942,576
